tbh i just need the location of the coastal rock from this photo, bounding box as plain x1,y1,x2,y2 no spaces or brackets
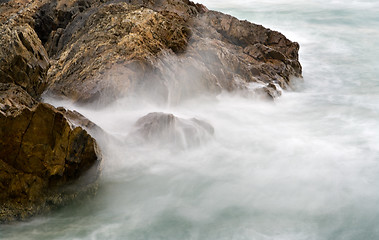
1,0,302,104
0,0,302,221
131,112,214,148
189,10,302,94
45,3,191,103
0,83,101,222
0,22,49,99
0,83,37,116
28,0,300,103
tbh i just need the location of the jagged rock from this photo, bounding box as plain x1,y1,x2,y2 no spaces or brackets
0,82,37,116
45,3,191,103
190,10,302,91
131,112,214,148
0,0,303,221
0,21,49,99
0,0,302,104
0,83,101,223
36,0,300,103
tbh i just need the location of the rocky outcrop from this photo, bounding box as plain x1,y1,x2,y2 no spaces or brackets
46,3,191,103
0,83,101,222
0,22,49,99
188,11,302,96
131,112,214,148
0,0,301,104
0,0,302,222
1,0,302,104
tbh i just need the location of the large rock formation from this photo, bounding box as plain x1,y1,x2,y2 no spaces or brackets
1,0,301,104
0,83,101,222
43,0,301,103
46,4,191,103
0,1,104,222
0,0,302,222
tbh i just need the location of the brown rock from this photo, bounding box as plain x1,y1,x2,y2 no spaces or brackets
1,0,302,103
45,3,191,103
0,83,37,116
0,0,304,222
42,0,301,103
0,83,101,223
0,22,49,99
188,10,302,93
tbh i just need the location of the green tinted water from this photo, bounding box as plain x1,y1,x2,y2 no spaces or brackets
1,1,379,239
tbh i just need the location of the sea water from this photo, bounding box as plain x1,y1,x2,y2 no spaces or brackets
1,0,379,239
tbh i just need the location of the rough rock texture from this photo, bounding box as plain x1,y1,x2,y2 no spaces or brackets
0,0,301,102
0,22,49,99
0,83,37,116
0,0,302,103
1,0,302,103
46,3,191,103
131,112,214,148
0,83,101,223
188,11,302,97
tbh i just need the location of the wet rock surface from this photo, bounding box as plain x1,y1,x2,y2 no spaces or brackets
0,22,49,99
0,84,101,223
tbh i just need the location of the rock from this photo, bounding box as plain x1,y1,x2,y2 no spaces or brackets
0,0,303,222
1,0,302,104
0,82,38,116
0,22,50,99
0,83,101,223
33,0,300,103
187,10,302,93
131,112,214,148
45,3,191,103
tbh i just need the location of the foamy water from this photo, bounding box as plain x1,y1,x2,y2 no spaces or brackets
1,1,379,239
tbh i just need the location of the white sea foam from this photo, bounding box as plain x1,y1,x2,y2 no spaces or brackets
1,0,379,239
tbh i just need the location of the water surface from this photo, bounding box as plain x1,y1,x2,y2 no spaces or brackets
1,0,379,239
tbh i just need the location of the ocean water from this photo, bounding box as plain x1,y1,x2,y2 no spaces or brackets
1,0,379,239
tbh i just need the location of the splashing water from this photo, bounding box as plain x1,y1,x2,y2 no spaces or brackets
1,0,379,239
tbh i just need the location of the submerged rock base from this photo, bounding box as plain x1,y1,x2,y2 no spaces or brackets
131,112,214,149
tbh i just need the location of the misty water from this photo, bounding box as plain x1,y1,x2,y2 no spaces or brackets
2,0,379,239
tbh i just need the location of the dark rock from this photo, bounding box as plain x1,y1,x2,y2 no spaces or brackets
189,10,302,92
0,23,49,99
0,83,101,223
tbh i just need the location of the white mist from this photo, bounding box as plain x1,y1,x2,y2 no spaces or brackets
1,0,379,239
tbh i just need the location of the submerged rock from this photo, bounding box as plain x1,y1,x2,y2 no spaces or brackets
0,83,101,223
131,112,214,148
